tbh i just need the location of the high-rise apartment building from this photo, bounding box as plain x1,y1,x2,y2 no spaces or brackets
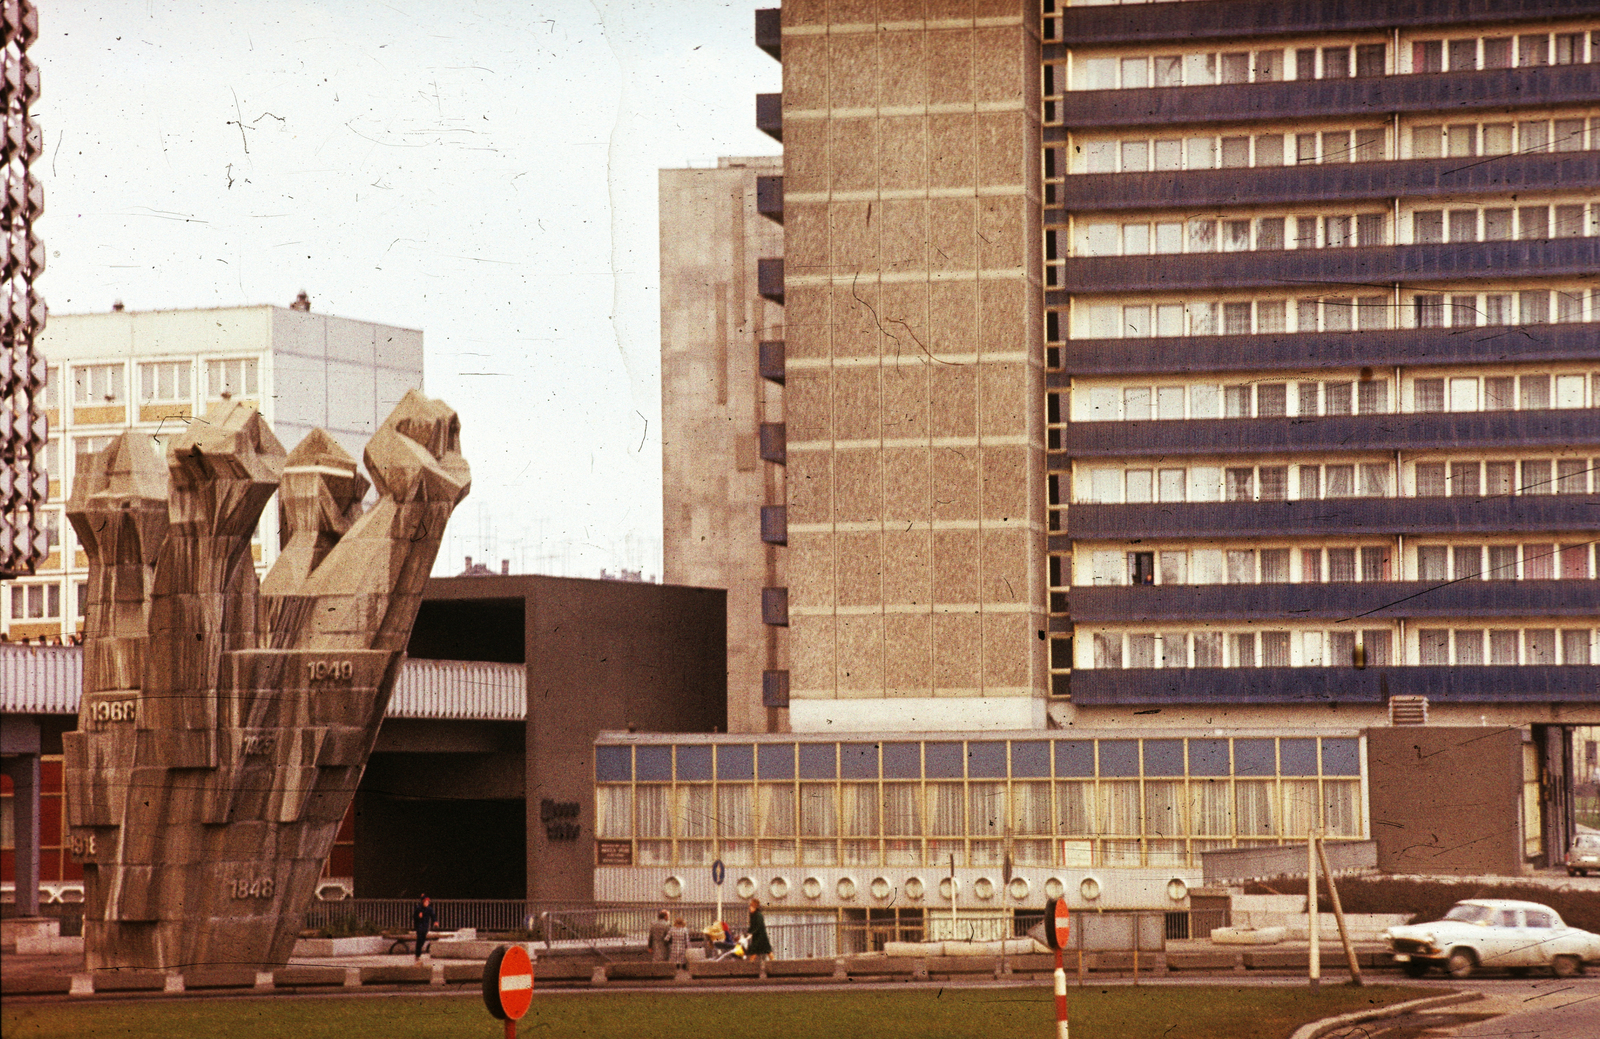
751,0,1599,733
660,158,790,734
3,303,424,641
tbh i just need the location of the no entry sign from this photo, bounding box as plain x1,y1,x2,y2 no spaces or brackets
483,945,534,1023
1044,896,1071,951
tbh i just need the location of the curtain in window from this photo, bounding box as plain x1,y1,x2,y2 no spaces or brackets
597,786,632,839
1189,779,1231,836
637,786,672,838
1322,781,1362,837
1144,780,1183,836
718,785,753,837
1281,780,1321,835
1057,782,1092,834
1012,782,1053,835
760,784,796,838
1235,781,1275,836
1097,780,1141,835
882,784,923,836
799,783,838,837
677,785,714,838
842,783,879,837
927,783,965,836
968,782,1004,838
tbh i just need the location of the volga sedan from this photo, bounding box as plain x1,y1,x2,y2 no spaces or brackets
1387,899,1600,978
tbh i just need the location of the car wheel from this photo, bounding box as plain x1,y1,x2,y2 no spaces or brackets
1402,960,1430,978
1552,955,1581,978
1446,949,1475,979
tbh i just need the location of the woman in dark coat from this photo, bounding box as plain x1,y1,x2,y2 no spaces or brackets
745,898,772,961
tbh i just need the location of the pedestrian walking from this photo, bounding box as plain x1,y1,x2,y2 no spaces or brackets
648,909,671,961
412,894,437,961
668,916,690,965
745,898,772,962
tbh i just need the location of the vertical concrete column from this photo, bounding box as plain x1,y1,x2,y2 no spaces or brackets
2,753,41,917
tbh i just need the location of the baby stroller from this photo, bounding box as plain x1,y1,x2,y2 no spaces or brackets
703,921,745,961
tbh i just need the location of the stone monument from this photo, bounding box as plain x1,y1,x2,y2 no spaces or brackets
62,391,470,972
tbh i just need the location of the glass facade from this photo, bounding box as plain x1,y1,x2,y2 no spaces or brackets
596,735,1365,870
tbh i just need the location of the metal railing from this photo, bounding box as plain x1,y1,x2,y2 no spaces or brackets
301,900,749,943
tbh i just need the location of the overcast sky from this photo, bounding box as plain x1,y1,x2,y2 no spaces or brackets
34,0,781,578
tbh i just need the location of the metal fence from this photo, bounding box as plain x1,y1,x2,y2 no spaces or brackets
301,900,749,942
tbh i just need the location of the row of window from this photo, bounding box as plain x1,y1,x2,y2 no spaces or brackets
1058,200,1596,262
1064,287,1600,340
1413,203,1596,243
1066,373,1598,423
55,359,259,409
1075,458,1599,505
594,737,1362,783
1081,542,1595,587
1061,115,1600,175
1088,627,1597,669
1057,31,1597,94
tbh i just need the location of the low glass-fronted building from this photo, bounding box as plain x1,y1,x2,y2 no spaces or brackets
593,730,1367,916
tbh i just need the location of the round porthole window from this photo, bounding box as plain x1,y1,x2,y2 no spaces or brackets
735,876,756,899
801,876,823,900
870,877,892,901
1042,877,1065,900
769,876,790,900
1006,877,1030,902
1166,877,1188,902
938,876,960,901
1079,876,1102,901
662,876,684,899
973,877,995,900
904,876,926,900
836,876,858,901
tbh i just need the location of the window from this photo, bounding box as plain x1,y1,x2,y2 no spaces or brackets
1419,629,1450,665
207,358,259,399
1418,546,1448,581
1415,378,1444,412
1357,380,1387,414
9,582,61,620
73,364,125,405
1326,464,1354,497
1225,468,1254,501
139,361,192,403
1129,551,1155,586
1260,548,1290,583
1416,463,1446,497
1259,466,1287,500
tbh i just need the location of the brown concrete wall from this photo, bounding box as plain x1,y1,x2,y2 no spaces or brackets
659,159,787,735
1366,726,1525,876
780,0,1047,725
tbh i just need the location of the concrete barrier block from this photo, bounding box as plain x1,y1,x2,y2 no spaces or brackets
764,959,838,978
274,965,350,987
181,966,260,990
606,962,678,981
689,959,761,979
358,964,433,985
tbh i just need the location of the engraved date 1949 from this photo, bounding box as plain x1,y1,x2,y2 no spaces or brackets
305,659,354,682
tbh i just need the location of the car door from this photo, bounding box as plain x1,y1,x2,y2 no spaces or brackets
1483,909,1526,966
1521,909,1556,966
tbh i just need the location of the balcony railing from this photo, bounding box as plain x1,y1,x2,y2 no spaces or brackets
1050,64,1600,131
1048,321,1600,380
1069,579,1600,624
1052,237,1600,297
755,8,781,62
1049,152,1600,216
762,669,790,708
1056,494,1600,542
1054,0,1600,47
1055,408,1600,458
1068,666,1600,706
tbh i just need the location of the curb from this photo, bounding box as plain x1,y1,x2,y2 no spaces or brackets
1289,991,1485,1039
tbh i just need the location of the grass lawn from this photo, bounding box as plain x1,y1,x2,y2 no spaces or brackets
2,984,1436,1039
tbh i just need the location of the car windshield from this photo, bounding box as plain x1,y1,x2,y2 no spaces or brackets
1443,904,1494,925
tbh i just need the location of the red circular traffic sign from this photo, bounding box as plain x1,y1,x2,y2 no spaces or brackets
1044,896,1071,950
483,945,534,1021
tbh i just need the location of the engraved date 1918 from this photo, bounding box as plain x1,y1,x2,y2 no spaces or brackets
227,876,276,899
305,659,355,682
68,832,97,860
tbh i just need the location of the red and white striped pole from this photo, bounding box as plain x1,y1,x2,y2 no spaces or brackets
1054,946,1069,1039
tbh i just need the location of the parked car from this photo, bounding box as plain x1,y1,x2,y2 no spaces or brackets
1566,833,1600,876
1386,899,1600,978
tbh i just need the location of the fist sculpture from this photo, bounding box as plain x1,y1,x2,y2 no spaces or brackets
63,392,469,972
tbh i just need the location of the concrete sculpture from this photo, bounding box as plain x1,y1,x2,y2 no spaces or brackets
62,392,469,972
